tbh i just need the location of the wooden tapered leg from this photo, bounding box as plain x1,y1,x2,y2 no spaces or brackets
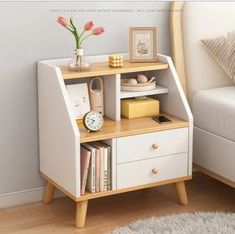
76,200,88,228
175,181,188,205
44,181,55,204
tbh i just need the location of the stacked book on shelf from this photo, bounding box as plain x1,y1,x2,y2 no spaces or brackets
80,141,112,195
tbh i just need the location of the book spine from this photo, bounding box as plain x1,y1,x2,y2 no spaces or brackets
107,147,112,190
81,152,91,195
91,153,96,193
95,152,100,193
103,148,108,191
82,173,87,195
86,151,96,193
99,148,104,192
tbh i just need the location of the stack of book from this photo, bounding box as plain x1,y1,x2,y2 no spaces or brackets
80,141,112,195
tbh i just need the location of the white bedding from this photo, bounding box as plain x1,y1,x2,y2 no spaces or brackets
183,3,234,99
192,86,235,142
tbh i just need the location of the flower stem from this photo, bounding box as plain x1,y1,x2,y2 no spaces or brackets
74,34,79,49
79,33,93,47
69,18,80,48
76,54,79,66
80,30,85,40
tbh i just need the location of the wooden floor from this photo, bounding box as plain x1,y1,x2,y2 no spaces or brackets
1,172,235,234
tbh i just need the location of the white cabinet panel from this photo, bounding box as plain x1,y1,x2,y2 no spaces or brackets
117,153,188,189
117,128,188,163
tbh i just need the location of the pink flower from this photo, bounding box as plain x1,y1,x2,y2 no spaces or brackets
84,21,94,31
57,17,69,27
92,27,104,35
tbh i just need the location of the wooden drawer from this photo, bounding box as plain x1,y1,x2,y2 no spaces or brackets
117,153,188,189
117,128,188,164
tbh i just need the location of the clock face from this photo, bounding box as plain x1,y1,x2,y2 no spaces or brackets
84,111,104,131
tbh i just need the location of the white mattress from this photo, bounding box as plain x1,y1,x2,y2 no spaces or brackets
192,86,235,142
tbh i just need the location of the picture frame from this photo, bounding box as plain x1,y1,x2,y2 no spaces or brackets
66,83,90,120
129,27,157,63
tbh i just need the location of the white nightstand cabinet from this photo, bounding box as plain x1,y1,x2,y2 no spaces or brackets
38,53,193,228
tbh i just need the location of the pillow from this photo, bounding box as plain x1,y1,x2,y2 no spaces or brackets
201,31,235,82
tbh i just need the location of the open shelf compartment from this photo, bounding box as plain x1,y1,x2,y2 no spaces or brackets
120,85,168,99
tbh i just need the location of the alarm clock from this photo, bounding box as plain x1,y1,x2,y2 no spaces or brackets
83,110,104,132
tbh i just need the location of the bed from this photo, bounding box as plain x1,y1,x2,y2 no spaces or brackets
170,2,235,187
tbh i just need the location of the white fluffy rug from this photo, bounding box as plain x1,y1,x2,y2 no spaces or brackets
111,212,235,234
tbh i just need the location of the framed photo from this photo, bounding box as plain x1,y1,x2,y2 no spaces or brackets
129,27,157,62
66,83,90,119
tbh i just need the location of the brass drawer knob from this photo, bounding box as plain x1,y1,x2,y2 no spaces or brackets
152,143,158,149
152,168,158,174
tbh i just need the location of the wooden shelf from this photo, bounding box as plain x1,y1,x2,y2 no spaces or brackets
61,60,168,79
78,113,188,143
77,175,192,201
41,171,191,202
120,85,168,99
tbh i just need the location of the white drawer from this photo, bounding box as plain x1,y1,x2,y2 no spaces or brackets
117,128,188,163
117,153,188,189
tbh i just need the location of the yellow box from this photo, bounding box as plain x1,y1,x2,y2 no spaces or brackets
121,97,160,119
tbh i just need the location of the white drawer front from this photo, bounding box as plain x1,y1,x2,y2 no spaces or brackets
117,153,188,189
117,128,188,164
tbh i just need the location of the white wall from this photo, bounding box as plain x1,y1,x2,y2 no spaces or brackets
0,1,171,203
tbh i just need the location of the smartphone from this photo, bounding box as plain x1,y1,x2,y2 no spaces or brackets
152,115,172,124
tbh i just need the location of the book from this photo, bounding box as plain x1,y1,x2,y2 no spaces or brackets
80,146,91,195
82,143,96,193
105,144,112,190
94,142,109,191
103,147,108,191
92,142,104,192
90,143,101,193
99,142,112,190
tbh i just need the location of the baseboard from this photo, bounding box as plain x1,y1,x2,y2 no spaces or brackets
0,187,65,209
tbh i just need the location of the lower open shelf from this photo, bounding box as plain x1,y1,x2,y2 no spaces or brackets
77,113,188,143
80,176,192,202
41,171,191,202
